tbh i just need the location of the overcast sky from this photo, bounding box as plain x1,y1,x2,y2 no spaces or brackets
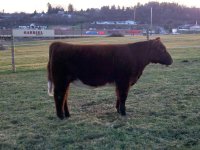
0,0,200,13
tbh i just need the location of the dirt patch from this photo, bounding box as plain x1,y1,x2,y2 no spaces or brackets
181,60,189,63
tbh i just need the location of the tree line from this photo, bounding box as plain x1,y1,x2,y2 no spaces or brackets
0,1,200,29
44,1,200,28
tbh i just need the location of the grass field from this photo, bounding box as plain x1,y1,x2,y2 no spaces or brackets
0,35,200,149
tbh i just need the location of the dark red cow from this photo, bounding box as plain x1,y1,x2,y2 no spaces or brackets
47,37,173,119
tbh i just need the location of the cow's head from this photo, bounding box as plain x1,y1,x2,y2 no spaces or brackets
149,37,173,66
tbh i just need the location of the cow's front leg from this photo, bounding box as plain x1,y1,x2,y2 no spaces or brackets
118,90,128,116
116,83,130,116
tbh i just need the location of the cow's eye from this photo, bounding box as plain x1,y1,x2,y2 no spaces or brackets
160,46,166,52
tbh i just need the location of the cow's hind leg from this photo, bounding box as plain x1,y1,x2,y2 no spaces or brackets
54,82,70,120
115,82,130,116
64,84,70,118
115,88,120,113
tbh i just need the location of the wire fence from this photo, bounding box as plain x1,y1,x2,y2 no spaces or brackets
0,35,148,73
0,39,49,72
1,34,200,73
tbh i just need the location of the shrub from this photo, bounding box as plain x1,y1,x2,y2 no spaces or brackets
108,33,124,37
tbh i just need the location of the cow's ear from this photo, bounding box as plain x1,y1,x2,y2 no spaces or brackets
155,37,161,41
152,37,160,47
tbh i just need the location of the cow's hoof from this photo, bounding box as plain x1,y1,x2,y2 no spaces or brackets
65,112,71,118
57,113,65,120
117,109,126,116
119,106,126,116
120,111,126,116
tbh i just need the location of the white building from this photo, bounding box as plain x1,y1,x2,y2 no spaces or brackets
190,21,200,31
92,20,136,25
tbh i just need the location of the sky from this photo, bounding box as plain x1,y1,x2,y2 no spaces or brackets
0,0,200,13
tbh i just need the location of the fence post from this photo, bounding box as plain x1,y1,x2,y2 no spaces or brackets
146,28,149,41
80,23,83,36
11,31,16,72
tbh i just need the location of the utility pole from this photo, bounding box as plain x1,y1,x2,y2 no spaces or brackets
150,7,153,30
80,23,83,36
146,28,149,40
147,7,152,40
134,8,136,22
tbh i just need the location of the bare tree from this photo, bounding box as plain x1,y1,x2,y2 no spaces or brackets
47,3,53,14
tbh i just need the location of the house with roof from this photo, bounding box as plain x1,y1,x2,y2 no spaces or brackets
190,21,200,31
177,21,200,33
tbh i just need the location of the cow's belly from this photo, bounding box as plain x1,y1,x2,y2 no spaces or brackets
72,79,114,89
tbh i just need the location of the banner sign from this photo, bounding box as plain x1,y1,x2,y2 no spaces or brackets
12,29,55,37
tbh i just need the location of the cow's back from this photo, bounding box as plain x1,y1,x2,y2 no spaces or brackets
49,42,133,86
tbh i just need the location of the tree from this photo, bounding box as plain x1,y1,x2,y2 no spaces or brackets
47,3,53,14
111,5,116,10
68,4,74,13
33,10,37,15
47,3,64,14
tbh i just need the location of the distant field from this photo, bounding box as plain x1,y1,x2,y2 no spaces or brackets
0,35,200,149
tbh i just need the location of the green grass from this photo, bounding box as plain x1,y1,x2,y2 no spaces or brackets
0,35,200,149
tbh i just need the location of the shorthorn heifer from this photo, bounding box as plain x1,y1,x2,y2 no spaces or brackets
47,37,173,119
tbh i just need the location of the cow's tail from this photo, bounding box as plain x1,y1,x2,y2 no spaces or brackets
47,43,55,96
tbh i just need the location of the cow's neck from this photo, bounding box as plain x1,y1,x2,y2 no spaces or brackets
129,41,151,67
